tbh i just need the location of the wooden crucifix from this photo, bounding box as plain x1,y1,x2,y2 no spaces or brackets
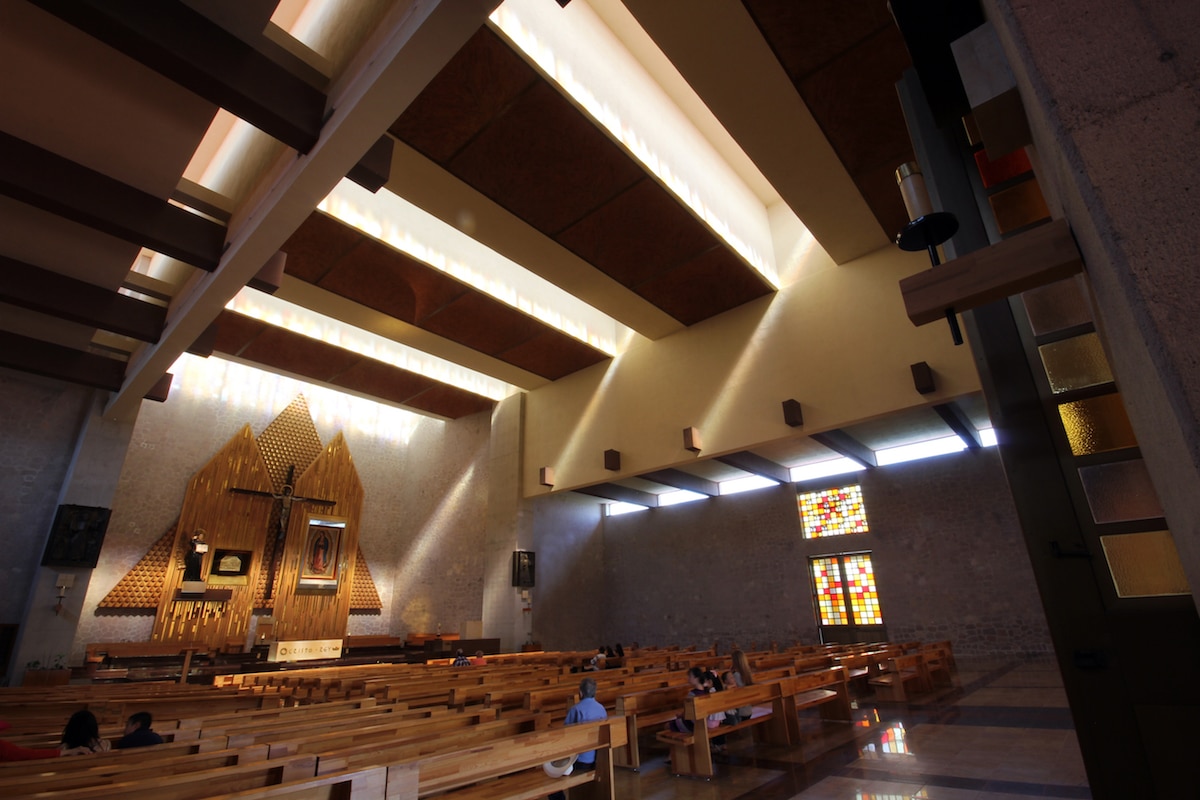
230,465,336,599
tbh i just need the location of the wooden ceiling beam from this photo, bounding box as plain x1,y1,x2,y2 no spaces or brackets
0,131,226,271
28,0,326,153
935,401,984,449
810,429,878,468
0,330,125,391
715,451,790,484
640,468,720,497
573,484,660,507
0,256,166,342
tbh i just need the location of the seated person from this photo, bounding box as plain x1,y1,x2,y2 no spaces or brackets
60,709,110,754
470,650,487,666
0,721,60,761
115,712,164,749
452,649,471,666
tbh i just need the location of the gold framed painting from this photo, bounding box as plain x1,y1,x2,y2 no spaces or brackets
299,516,345,588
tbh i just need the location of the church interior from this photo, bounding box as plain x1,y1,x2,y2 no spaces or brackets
1,0,1198,797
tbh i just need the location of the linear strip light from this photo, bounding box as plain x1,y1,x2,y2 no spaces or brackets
321,180,621,355
491,0,779,287
226,288,512,400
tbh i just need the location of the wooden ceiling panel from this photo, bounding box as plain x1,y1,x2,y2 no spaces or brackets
798,27,913,175
330,358,440,405
742,0,896,81
390,27,539,163
634,247,773,326
556,177,719,287
404,383,496,419
236,326,363,383
499,329,610,381
316,236,468,324
420,292,549,357
281,212,364,284
446,81,645,235
211,310,269,358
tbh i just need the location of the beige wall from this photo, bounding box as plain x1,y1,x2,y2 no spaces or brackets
523,244,983,494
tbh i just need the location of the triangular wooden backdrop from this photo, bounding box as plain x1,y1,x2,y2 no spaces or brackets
99,396,381,651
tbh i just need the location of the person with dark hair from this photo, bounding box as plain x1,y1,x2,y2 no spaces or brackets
115,712,163,749
665,667,709,734
59,710,110,754
452,649,471,667
548,677,606,800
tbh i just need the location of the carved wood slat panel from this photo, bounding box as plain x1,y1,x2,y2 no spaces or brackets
270,432,364,641
151,424,274,649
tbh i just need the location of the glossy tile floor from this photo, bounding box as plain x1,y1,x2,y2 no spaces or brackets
611,657,1092,799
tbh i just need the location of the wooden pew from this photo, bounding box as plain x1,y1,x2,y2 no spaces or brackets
868,653,931,701
614,684,691,770
390,717,628,800
655,681,788,778
202,766,387,800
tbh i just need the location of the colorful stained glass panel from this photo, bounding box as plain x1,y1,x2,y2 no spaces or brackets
811,557,848,625
844,553,883,625
799,485,869,539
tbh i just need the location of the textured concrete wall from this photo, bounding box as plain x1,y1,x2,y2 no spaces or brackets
529,492,605,651
0,369,92,671
539,448,1052,657
73,378,491,661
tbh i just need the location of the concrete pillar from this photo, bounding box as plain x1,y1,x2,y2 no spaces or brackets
480,394,533,651
12,391,137,682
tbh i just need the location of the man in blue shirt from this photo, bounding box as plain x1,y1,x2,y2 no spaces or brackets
549,677,606,800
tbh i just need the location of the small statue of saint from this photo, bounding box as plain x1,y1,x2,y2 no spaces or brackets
183,530,207,582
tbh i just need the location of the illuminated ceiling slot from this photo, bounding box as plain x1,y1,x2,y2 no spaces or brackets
321,179,622,355
226,288,512,400
491,0,780,287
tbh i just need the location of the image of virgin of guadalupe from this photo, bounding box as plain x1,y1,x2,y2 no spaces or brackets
307,529,334,576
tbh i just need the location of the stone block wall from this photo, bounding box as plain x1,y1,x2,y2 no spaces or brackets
537,447,1053,657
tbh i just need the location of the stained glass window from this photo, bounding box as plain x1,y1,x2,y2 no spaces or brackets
811,557,848,625
844,553,883,625
811,553,883,626
798,484,869,538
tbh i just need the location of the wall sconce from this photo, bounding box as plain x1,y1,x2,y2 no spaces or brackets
683,427,702,453
603,449,621,471
538,467,555,487
54,573,75,615
895,161,962,345
781,399,804,427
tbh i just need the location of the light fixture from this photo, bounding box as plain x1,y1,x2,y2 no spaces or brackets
683,427,702,453
54,574,75,615
895,162,962,345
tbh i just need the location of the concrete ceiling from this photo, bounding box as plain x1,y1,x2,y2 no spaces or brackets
0,0,990,500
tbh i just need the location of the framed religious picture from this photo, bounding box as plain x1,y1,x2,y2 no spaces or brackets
298,516,344,589
41,505,111,568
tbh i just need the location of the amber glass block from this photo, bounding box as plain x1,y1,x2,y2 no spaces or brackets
1021,275,1092,336
988,179,1050,233
1058,393,1137,455
1079,460,1164,523
1039,333,1113,394
1100,531,1191,597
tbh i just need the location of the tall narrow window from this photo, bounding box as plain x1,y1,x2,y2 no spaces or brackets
798,484,869,538
810,552,883,625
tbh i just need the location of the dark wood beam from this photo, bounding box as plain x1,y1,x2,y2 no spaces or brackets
0,256,166,342
899,218,1083,326
640,469,720,497
347,136,394,193
28,0,326,153
0,132,226,271
714,451,790,484
935,401,984,449
573,484,660,507
0,331,125,391
810,430,878,468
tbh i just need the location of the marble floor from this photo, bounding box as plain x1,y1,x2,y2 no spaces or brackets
610,657,1092,800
